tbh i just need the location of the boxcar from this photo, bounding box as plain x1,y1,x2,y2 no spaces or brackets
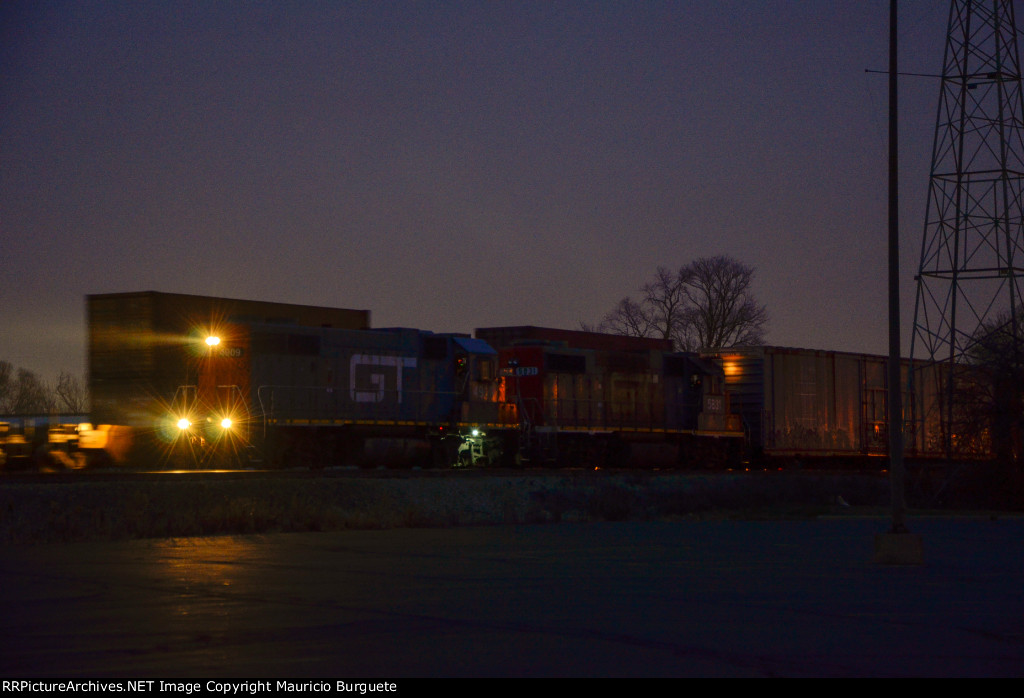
707,346,972,462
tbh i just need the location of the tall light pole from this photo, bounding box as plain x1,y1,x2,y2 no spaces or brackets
888,0,908,534
875,0,923,565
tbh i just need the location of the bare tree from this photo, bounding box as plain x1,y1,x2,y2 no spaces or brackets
586,297,654,338
677,256,768,350
0,360,12,413
7,368,54,414
640,266,689,344
55,372,88,413
0,362,89,415
965,310,1024,465
586,256,768,351
585,268,679,341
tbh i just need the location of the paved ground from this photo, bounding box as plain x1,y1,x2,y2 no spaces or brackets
2,517,1023,677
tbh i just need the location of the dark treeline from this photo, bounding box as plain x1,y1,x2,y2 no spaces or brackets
0,361,87,414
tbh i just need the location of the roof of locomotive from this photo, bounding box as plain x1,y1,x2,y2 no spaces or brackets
452,336,497,355
475,326,672,353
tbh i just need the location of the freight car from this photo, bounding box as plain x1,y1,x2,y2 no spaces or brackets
706,346,987,464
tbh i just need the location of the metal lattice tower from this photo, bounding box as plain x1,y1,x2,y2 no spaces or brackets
911,0,1024,456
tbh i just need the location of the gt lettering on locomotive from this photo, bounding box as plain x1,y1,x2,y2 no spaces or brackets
349,354,417,403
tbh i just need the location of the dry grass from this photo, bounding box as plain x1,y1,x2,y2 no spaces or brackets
0,470,906,544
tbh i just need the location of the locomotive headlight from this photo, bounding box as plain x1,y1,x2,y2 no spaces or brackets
221,417,233,429
206,335,221,347
176,418,191,430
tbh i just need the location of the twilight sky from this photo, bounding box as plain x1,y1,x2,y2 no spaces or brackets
1,1,963,379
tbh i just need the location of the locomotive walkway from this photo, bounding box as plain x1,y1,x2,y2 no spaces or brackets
2,517,1023,677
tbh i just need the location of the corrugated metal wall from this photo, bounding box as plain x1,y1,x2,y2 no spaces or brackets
709,346,978,459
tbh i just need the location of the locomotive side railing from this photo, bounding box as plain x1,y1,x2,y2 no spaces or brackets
254,385,518,428
541,396,708,433
251,385,734,436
